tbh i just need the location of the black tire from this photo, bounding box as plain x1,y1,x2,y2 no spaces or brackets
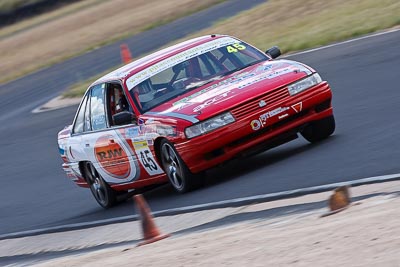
83,162,117,208
159,140,204,193
301,115,335,143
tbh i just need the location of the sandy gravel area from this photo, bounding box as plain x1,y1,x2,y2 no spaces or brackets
29,181,400,267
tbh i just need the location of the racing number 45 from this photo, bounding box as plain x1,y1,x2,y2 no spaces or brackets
226,43,246,53
140,150,157,171
133,141,163,176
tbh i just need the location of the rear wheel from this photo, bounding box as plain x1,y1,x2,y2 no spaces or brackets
160,140,204,193
84,162,117,208
301,115,335,143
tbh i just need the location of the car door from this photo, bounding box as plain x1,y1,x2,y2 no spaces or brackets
107,82,164,181
83,83,140,185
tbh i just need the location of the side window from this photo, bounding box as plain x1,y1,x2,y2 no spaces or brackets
90,84,107,131
106,83,135,127
84,94,91,132
73,93,89,134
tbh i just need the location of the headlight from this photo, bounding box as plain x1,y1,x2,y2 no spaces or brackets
185,112,235,138
288,73,322,96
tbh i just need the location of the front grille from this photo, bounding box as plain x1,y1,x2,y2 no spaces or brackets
231,87,289,119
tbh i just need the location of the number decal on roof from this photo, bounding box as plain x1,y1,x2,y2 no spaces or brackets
226,43,246,53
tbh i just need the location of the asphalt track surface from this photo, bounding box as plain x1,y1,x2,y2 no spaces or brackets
0,2,399,236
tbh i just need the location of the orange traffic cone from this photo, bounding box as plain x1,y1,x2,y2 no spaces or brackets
329,185,350,211
120,43,132,64
321,186,351,217
134,194,170,246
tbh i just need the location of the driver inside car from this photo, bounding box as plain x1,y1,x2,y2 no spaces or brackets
133,79,155,109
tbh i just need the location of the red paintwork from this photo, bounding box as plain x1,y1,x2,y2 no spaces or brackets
58,35,334,191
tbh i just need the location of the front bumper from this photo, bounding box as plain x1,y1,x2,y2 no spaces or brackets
176,82,334,173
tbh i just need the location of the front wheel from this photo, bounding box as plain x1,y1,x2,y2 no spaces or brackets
301,115,335,143
160,140,204,193
84,162,117,208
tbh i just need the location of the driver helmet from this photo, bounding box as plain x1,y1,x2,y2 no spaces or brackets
134,79,154,103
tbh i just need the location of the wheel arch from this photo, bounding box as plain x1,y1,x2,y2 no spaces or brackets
153,137,168,167
78,160,91,183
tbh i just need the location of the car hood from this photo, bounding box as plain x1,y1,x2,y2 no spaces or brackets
147,59,313,122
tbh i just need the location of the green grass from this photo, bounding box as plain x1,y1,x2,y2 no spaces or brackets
61,0,399,98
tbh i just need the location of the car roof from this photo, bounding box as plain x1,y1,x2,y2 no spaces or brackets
91,34,230,87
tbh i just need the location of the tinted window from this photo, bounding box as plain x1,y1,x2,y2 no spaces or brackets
90,84,107,131
73,93,89,134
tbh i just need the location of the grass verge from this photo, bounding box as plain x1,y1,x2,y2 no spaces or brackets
63,0,400,98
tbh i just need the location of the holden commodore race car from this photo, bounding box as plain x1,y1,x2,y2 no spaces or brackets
58,34,335,208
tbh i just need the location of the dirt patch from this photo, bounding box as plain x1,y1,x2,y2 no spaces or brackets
0,0,223,84
32,183,400,266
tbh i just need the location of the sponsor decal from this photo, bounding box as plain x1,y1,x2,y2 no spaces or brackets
238,68,293,89
291,102,303,113
94,135,130,179
278,114,289,120
263,107,290,118
250,120,261,131
133,141,163,176
193,91,233,112
126,127,140,138
256,64,273,72
250,106,290,131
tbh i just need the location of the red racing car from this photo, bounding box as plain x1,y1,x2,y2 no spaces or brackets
58,35,335,208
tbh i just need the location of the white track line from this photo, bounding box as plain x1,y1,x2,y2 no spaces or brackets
285,27,400,57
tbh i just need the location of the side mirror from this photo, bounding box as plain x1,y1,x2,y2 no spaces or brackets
266,46,281,59
112,111,136,126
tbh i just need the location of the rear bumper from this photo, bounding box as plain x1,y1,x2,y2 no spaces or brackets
62,162,88,188
176,82,334,173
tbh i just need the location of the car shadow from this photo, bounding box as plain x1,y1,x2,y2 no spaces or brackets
145,135,340,199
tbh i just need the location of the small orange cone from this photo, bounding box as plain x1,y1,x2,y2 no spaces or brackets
120,43,132,64
321,186,351,217
134,194,170,246
329,185,350,211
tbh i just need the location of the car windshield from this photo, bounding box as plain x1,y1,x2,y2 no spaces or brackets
128,38,268,112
